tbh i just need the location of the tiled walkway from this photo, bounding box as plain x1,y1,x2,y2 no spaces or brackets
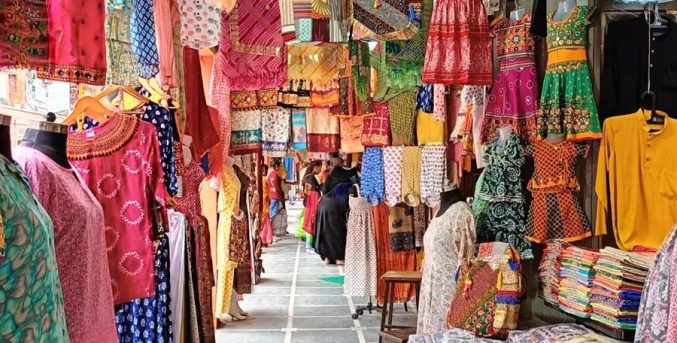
216,204,417,343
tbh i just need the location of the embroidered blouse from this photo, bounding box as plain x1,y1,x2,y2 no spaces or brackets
68,114,167,305
14,147,118,343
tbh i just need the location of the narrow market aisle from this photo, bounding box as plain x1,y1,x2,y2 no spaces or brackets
216,204,417,343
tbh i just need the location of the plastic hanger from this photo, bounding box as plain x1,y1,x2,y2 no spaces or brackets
95,85,149,113
62,96,115,131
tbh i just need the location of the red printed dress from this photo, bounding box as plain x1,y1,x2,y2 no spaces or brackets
422,0,493,85
68,114,167,305
526,140,592,243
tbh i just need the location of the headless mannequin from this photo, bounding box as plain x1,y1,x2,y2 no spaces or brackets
497,126,513,146
20,127,70,168
554,0,576,21
546,133,566,145
0,114,11,160
436,186,465,218
510,0,526,21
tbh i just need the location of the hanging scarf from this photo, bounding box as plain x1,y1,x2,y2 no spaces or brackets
306,108,340,152
292,110,308,150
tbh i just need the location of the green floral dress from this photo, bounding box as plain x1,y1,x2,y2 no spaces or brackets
0,155,70,342
473,135,533,259
537,6,601,141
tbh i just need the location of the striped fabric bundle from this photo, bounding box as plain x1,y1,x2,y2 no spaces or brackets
557,246,600,318
589,247,655,330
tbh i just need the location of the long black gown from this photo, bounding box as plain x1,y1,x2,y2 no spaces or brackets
314,167,358,262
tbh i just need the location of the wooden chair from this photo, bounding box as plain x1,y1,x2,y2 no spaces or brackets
379,271,422,343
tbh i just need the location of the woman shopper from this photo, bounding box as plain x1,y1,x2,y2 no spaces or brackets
301,161,323,253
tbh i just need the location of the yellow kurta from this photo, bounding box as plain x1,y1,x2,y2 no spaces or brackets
595,110,677,250
214,166,241,319
401,146,422,207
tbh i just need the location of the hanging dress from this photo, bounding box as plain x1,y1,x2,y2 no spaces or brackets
473,134,533,259
480,14,539,144
537,6,601,140
422,0,492,85
343,187,378,297
416,201,476,334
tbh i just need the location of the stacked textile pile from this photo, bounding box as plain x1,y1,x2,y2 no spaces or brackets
589,247,655,330
557,246,600,318
538,240,566,305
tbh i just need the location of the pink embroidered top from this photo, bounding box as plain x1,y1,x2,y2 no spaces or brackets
14,146,118,343
67,114,167,305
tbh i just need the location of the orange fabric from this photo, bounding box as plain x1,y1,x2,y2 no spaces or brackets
546,49,587,67
374,203,417,304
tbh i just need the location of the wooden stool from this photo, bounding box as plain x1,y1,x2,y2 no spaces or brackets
379,271,422,343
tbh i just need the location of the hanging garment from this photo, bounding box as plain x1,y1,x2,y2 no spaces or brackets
153,0,175,88
115,235,174,343
473,134,533,260
416,202,476,334
417,85,435,113
595,111,677,250
215,166,240,318
217,0,287,90
0,155,70,342
141,98,180,196
362,101,392,147
400,146,421,207
306,108,340,153
344,191,378,297
537,6,601,140
296,18,313,41
389,205,415,252
230,89,278,110
287,43,346,90
0,0,50,71
419,145,447,208
168,210,186,343
230,165,253,294
210,54,233,162
106,0,141,85
231,109,263,155
480,15,538,144
417,112,445,145
413,205,427,248
353,0,411,36
374,203,418,304
530,0,547,38
292,110,308,150
177,0,221,49
184,47,220,159
389,91,418,146
383,146,404,207
360,147,385,206
526,141,592,243
433,84,447,121
635,224,677,342
422,0,492,85
130,0,160,78
339,115,365,154
40,0,107,84
349,41,375,115
262,107,291,157
14,147,118,343
599,17,677,121
68,114,167,304
460,86,488,169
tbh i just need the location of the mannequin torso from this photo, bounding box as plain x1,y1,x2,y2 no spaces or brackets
20,128,70,168
554,0,577,21
0,114,10,159
436,187,465,218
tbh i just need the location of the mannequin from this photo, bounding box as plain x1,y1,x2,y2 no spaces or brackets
0,114,10,159
546,133,566,145
510,0,526,21
436,184,465,218
553,0,576,21
20,122,70,168
497,125,513,146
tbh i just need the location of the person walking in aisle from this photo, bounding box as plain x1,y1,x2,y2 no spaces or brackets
268,159,287,242
301,161,323,253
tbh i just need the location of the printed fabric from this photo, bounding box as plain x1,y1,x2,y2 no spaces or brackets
389,205,415,251
362,101,392,147
481,15,538,144
422,0,492,85
262,107,291,157
130,0,160,78
419,145,446,208
505,324,593,342
635,224,677,343
218,1,287,90
410,329,502,343
306,108,340,152
115,235,174,343
417,85,434,113
292,110,308,150
389,91,418,145
339,115,365,154
383,146,404,206
0,0,50,71
177,0,221,49
142,99,180,196
473,135,533,259
0,155,70,342
231,110,263,155
106,0,140,85
537,6,601,140
417,202,475,334
401,146,421,207
360,148,385,206
353,0,411,36
461,86,488,168
433,84,447,121
40,0,107,84
344,193,378,297
526,141,592,243
14,147,118,343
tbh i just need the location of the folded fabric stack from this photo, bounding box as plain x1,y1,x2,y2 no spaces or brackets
590,247,656,330
506,324,625,342
557,246,600,318
538,240,566,305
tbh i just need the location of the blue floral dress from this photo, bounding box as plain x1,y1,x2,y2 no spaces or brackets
360,147,385,205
